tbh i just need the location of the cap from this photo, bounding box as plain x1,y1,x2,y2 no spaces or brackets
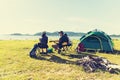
58,31,64,34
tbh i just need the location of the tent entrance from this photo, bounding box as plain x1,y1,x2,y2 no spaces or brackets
85,36,103,51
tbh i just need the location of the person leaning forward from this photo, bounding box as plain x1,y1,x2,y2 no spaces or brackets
52,31,69,53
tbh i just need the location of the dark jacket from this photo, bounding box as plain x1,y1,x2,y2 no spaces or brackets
39,35,48,48
59,34,69,45
41,36,48,45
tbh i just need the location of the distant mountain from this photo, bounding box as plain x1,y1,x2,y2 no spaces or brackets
11,33,23,36
34,32,59,36
64,31,85,36
11,33,31,36
110,34,120,37
10,32,120,37
34,31,86,36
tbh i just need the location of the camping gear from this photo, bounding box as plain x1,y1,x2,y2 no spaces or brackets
47,48,53,53
29,51,37,58
76,30,114,53
76,56,120,74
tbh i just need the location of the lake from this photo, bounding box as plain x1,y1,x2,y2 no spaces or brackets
0,34,119,40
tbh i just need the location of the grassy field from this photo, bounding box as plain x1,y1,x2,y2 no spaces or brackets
0,39,120,80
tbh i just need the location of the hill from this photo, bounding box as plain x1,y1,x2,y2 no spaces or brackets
10,32,120,38
34,31,85,36
11,33,31,36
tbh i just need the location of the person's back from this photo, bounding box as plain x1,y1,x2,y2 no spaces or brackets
40,35,48,45
39,33,48,48
64,33,70,44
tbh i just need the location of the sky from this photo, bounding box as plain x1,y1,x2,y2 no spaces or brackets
0,0,120,35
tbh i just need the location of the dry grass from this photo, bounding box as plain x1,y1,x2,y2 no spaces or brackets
0,39,120,80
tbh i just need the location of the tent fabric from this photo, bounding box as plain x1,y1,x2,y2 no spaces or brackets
77,30,114,52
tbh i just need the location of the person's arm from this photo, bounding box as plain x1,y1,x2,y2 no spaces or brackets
46,37,48,44
59,37,64,45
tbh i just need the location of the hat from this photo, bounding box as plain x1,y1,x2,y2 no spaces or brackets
58,31,64,34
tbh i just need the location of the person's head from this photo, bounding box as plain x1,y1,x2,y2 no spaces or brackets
58,31,64,37
42,31,46,37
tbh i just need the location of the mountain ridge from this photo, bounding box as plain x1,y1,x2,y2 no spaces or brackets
10,31,120,37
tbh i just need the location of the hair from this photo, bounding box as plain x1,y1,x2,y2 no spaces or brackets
42,32,46,37
59,31,64,35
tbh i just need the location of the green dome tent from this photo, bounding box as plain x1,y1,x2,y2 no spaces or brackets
77,30,114,52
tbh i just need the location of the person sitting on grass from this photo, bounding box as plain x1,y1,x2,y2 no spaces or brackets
30,32,48,57
52,31,70,53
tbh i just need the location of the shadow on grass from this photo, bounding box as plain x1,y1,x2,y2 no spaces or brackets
30,49,120,65
49,55,74,64
30,52,120,74
62,52,98,59
113,50,120,54
32,54,75,65
30,52,99,65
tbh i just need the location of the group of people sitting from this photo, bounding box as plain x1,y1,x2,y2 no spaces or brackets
30,31,72,57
